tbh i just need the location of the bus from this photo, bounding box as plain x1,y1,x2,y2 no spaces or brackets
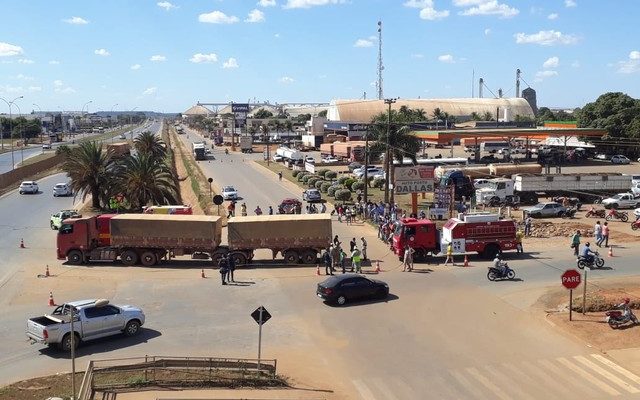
480,141,510,154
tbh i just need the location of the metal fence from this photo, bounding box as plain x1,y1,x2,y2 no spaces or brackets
78,355,278,400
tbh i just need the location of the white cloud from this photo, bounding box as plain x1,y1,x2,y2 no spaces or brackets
28,86,42,92
514,30,578,46
616,51,640,74
222,57,239,69
49,60,60,65
18,58,34,64
283,0,346,9
0,42,23,57
438,54,455,63
484,28,491,35
274,33,281,38
150,55,166,62
53,80,63,87
94,48,110,56
571,60,581,68
411,53,425,59
565,0,576,7
15,74,34,81
157,1,178,10
258,0,276,6
63,16,89,24
404,0,449,20
279,76,294,83
548,13,558,20
534,70,558,82
354,39,374,48
143,87,157,95
198,11,239,24
245,9,265,23
53,80,75,93
456,0,519,18
543,56,559,69
131,64,142,70
189,53,218,63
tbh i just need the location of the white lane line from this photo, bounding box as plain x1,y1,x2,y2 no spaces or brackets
390,376,418,400
466,367,512,400
448,369,489,400
592,354,640,386
574,355,640,393
371,379,400,400
353,379,377,400
556,357,621,396
483,364,536,400
521,360,580,399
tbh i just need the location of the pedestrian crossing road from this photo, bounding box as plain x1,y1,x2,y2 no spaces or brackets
352,354,640,399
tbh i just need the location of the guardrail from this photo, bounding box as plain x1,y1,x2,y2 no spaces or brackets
77,355,277,400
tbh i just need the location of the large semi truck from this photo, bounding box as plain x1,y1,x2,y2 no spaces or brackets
193,142,206,160
56,214,331,267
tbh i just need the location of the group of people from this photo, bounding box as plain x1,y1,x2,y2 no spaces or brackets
217,254,236,285
322,235,368,275
571,223,611,265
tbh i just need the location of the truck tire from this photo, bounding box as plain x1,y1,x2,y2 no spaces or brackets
482,244,501,259
140,251,158,267
121,250,138,266
59,333,79,351
300,250,318,264
67,250,84,265
123,320,141,336
283,250,299,264
229,252,247,267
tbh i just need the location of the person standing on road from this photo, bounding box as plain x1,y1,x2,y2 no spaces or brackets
594,221,602,247
600,222,610,247
444,242,455,266
333,235,340,247
254,205,263,215
340,248,347,274
320,203,326,213
524,216,532,236
278,171,282,181
227,255,236,283
241,203,247,216
227,202,235,218
218,255,229,285
351,247,362,273
349,238,356,252
361,237,368,260
268,206,273,215
403,245,415,272
323,248,333,275
515,229,524,253
571,230,581,256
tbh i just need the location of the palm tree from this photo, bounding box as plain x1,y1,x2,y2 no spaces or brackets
112,153,178,210
61,141,113,209
470,112,481,121
483,111,494,121
134,131,166,160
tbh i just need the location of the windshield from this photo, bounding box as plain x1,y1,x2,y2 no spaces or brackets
59,224,74,234
612,195,623,200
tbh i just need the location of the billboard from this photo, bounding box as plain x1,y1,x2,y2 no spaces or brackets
394,166,435,194
231,103,250,113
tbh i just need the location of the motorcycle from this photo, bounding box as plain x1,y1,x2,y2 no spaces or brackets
605,300,638,329
487,262,516,281
632,219,640,231
576,251,605,269
605,209,629,222
585,207,606,218
561,206,578,219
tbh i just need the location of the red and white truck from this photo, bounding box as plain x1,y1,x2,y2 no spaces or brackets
392,213,518,261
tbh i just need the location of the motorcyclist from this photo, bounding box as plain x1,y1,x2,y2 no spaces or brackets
493,256,507,276
581,242,596,264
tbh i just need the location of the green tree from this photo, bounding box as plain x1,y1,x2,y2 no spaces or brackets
470,112,482,121
483,111,494,121
112,153,178,210
318,110,328,118
536,107,557,124
61,142,114,209
578,92,640,138
134,131,166,160
254,109,273,119
431,107,443,121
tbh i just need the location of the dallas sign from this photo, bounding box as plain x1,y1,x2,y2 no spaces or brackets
394,166,435,195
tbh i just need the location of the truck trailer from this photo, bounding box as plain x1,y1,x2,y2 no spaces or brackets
57,214,332,267
193,142,206,160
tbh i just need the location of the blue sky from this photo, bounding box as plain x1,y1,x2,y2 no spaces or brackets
0,0,638,113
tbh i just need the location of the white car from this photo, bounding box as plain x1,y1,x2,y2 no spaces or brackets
19,181,39,194
322,157,339,163
305,156,315,164
354,167,384,179
53,183,72,197
118,134,127,140
272,154,283,162
601,193,639,209
221,185,238,201
595,153,609,160
42,143,52,150
611,155,631,164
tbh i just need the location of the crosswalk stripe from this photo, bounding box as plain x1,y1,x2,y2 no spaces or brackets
466,367,512,400
574,355,640,393
483,364,536,400
521,360,579,398
372,379,400,400
448,369,490,400
557,357,621,396
592,354,640,386
390,376,419,400
352,379,377,400
503,362,553,397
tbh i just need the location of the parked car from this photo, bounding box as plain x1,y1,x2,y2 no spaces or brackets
19,181,39,195
278,198,302,214
53,183,72,197
602,193,639,209
26,299,145,351
272,154,283,162
42,143,52,150
354,167,384,179
316,274,389,306
50,210,81,230
322,156,339,164
348,162,362,172
118,134,127,140
522,202,567,218
632,183,640,198
221,186,238,201
479,155,497,164
611,155,631,164
303,188,322,202
497,148,511,155
595,153,610,160
305,156,315,164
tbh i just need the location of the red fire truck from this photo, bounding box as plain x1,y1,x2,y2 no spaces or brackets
392,213,518,261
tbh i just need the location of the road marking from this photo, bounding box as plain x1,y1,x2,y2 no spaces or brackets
574,355,640,393
466,367,512,400
483,364,536,400
448,369,489,400
521,360,579,398
352,379,377,400
556,357,621,396
371,379,400,400
390,376,418,400
592,354,640,386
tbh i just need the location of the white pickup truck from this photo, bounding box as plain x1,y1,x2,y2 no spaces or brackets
602,193,640,209
26,299,145,351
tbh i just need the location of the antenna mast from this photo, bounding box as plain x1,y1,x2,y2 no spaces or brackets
377,20,384,100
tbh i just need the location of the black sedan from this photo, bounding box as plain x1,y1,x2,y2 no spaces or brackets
316,274,389,306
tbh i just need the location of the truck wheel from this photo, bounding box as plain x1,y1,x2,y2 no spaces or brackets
482,244,500,259
230,252,247,266
301,250,317,264
67,250,83,265
140,251,158,267
123,320,141,336
59,333,79,351
121,250,138,266
283,250,299,264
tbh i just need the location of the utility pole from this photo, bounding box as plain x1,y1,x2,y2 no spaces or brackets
377,21,384,100
383,98,396,204
363,129,369,214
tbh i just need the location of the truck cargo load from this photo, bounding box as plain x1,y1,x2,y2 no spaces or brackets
107,142,131,158
489,163,542,176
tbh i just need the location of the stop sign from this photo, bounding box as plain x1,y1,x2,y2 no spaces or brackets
561,269,581,289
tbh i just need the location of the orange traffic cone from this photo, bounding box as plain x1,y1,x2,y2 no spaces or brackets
464,255,469,267
316,264,321,276
48,292,55,306
19,238,25,249
201,269,206,278
608,246,614,257
375,261,382,273
45,265,50,277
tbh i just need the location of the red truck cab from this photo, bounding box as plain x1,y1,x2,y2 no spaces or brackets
57,215,115,261
392,218,440,261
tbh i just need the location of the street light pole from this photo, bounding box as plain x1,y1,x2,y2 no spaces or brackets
383,98,396,204
81,101,93,138
33,103,44,146
14,103,24,165
129,107,138,140
0,96,23,168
